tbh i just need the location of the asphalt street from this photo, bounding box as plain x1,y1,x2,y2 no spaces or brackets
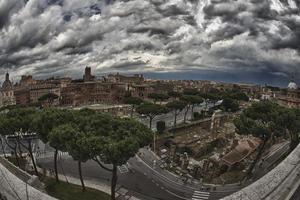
138,102,216,131
36,146,243,200
2,139,294,200
290,185,300,200
37,155,182,200
252,141,290,179
136,148,242,200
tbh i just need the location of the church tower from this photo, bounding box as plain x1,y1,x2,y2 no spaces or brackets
287,77,298,99
1,72,15,107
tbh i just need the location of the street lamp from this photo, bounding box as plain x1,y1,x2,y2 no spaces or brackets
0,137,6,158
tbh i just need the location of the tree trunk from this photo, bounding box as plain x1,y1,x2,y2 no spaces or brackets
14,147,20,168
184,106,190,123
28,150,38,176
1,138,6,157
5,140,20,168
17,141,23,159
18,139,39,176
130,106,134,118
54,149,59,182
174,111,177,128
191,104,195,120
153,132,156,153
27,141,38,176
288,130,299,151
245,138,267,180
149,117,153,130
78,161,85,192
111,164,118,200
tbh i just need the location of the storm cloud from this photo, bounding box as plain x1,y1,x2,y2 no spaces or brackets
0,0,299,84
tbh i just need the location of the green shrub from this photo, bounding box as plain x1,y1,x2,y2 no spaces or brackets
156,121,166,134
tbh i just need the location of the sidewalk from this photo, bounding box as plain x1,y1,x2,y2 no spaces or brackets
46,170,141,200
0,156,56,200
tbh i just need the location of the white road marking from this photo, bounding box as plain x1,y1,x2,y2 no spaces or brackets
118,165,129,174
192,191,210,200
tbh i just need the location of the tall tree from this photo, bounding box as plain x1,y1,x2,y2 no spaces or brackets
123,97,144,118
2,108,40,175
148,93,169,104
272,108,300,150
180,95,204,122
221,98,239,112
166,100,186,128
233,101,297,178
136,103,167,152
86,117,152,200
179,96,190,123
33,108,74,181
183,88,199,96
62,124,91,192
0,114,21,167
168,91,182,100
136,103,167,129
48,123,76,182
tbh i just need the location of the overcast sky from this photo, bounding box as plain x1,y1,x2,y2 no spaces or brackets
0,0,299,86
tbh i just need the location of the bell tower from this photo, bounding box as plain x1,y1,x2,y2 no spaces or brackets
5,72,9,81
287,76,298,99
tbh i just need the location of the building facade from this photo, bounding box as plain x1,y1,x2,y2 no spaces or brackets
0,73,16,107
276,81,300,108
60,81,126,106
83,66,95,82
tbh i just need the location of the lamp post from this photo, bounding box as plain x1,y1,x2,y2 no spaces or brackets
1,137,6,158
153,132,156,153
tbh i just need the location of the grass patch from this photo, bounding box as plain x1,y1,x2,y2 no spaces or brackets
7,156,27,169
44,178,110,200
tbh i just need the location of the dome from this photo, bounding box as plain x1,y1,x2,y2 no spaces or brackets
288,82,298,90
2,73,12,90
2,80,12,90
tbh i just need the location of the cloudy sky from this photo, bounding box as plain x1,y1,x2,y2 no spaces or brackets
0,0,299,86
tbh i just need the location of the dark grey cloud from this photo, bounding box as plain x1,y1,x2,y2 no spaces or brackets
0,0,299,83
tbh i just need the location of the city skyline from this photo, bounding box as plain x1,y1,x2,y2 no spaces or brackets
1,1,300,200
0,67,296,88
0,0,300,86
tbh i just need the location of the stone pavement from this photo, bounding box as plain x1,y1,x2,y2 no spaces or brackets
221,143,300,200
0,157,56,200
52,171,142,200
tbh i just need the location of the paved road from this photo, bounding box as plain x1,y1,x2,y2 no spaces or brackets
36,147,241,200
37,154,182,200
4,140,291,200
136,148,242,200
1,139,291,200
290,185,300,200
138,102,217,131
252,141,290,179
132,141,292,200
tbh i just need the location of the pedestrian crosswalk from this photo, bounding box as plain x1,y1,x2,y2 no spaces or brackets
192,191,210,200
118,164,129,174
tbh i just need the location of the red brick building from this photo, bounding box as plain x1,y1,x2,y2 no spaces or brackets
106,73,144,84
14,77,70,106
276,81,300,108
60,81,126,106
83,66,95,82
